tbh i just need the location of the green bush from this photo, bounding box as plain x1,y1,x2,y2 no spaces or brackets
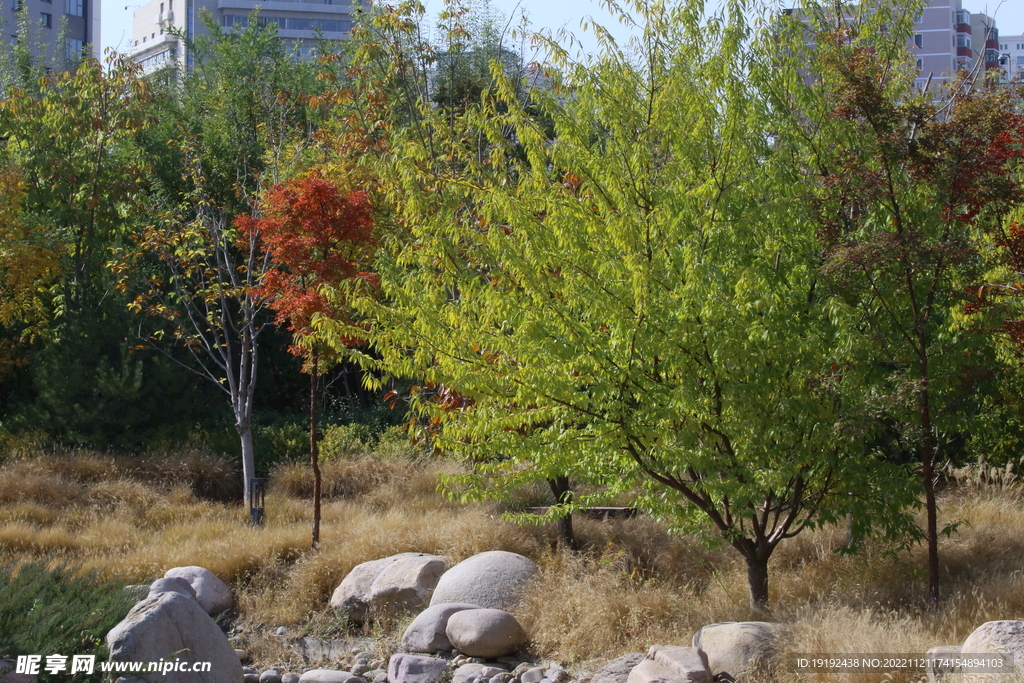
0,561,135,681
320,423,375,461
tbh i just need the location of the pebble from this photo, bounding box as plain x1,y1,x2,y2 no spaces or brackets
352,665,370,676
521,668,545,683
479,667,506,678
277,626,288,635
236,650,249,662
261,671,283,683
244,675,260,683
373,674,388,683
243,667,257,675
283,675,301,683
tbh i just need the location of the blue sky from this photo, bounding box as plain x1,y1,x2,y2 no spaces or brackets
101,0,1024,61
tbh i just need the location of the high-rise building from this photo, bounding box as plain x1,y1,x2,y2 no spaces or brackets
908,2,1000,91
1,0,101,63
126,0,360,74
997,32,1024,82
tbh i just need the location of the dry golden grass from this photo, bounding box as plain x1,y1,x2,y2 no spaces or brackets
3,448,1024,683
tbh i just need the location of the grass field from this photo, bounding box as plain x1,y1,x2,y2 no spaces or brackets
1,439,1022,683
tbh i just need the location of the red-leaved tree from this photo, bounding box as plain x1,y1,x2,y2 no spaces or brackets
237,169,375,547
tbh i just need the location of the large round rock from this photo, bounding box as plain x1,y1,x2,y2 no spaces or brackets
106,591,243,683
445,608,527,659
960,620,1024,682
164,566,234,616
691,622,783,680
402,603,482,653
429,552,536,611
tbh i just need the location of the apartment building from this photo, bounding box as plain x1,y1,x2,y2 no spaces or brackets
908,2,1001,91
127,0,360,74
998,32,1024,82
1,0,100,63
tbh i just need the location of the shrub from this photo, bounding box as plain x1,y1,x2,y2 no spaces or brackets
0,561,135,679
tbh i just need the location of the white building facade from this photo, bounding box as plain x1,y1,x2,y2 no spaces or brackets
998,32,1024,82
127,0,359,74
2,0,101,64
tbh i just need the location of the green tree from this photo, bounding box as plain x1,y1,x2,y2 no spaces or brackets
778,2,1024,605
334,0,919,608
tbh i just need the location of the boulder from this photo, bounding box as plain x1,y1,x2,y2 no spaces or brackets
691,622,782,680
148,577,198,601
298,672,358,683
387,655,448,683
164,566,234,616
332,554,446,624
402,603,483,653
430,552,537,611
369,554,448,616
445,608,527,659
106,591,243,683
627,647,711,683
589,653,647,683
960,621,1024,682
926,646,962,683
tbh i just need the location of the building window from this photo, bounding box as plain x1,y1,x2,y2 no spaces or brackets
916,58,923,69
65,0,83,17
40,12,51,26
1017,56,1024,66
955,9,970,24
914,33,923,48
956,34,971,48
66,38,82,60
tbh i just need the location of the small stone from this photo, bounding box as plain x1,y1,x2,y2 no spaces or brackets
237,650,250,662
469,659,486,665
261,670,283,683
489,677,504,683
299,671,359,683
373,676,387,683
511,664,533,678
245,674,260,683
522,668,546,683
453,664,487,683
244,667,257,674
357,654,373,663
479,668,506,678
352,665,370,676
283,675,301,683
277,626,288,636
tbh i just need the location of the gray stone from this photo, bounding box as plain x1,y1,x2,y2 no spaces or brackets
260,670,282,683
403,603,483,653
283,675,301,683
446,609,528,659
277,626,288,636
148,577,198,601
352,665,370,677
544,669,568,683
299,672,358,683
690,622,782,680
244,668,257,675
627,647,711,683
237,652,251,663
370,554,448,616
387,655,449,683
430,552,537,611
244,675,260,683
961,621,1024,682
332,555,440,624
521,668,546,683
474,669,501,679
374,676,388,683
164,566,234,616
488,677,503,683
453,664,486,683
926,646,962,683
106,591,243,683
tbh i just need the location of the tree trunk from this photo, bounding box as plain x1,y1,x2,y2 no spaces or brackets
745,554,770,610
237,419,255,506
919,355,940,605
311,353,322,550
547,476,579,551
